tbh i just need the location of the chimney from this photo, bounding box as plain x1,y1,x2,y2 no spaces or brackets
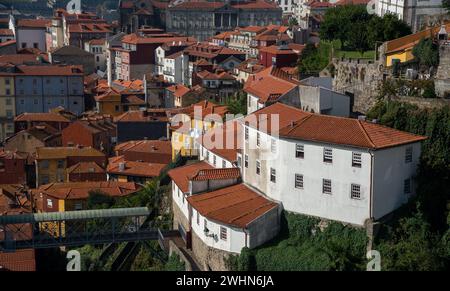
118,162,125,172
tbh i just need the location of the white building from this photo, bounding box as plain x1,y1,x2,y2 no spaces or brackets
241,103,426,226
85,39,107,72
168,161,280,270
278,0,298,14
375,0,446,32
12,18,49,52
162,51,189,85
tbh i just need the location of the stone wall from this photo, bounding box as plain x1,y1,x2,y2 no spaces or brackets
329,57,385,114
435,42,450,98
172,201,232,271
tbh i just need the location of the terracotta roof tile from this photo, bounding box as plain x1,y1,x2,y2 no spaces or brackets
167,84,191,97
0,249,36,271
35,146,105,160
34,181,142,200
14,112,70,123
187,183,278,228
251,104,428,149
190,167,241,181
67,161,105,174
107,156,166,178
168,161,214,193
17,19,51,28
197,120,241,162
244,66,298,103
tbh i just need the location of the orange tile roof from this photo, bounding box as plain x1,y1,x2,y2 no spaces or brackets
168,161,214,193
0,249,36,271
107,156,166,178
14,112,70,123
67,161,105,174
250,103,427,149
187,183,278,228
386,23,450,54
259,45,297,55
197,120,241,162
68,23,112,33
166,84,191,97
34,181,142,200
197,70,235,81
16,65,83,76
190,167,241,181
115,140,172,154
35,146,105,160
0,29,13,36
17,19,51,28
114,110,169,122
122,33,196,45
244,66,298,103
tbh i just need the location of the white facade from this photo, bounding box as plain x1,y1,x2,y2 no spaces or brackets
198,144,235,169
16,28,47,51
162,53,189,85
241,123,422,226
155,46,165,76
375,0,445,32
85,41,107,72
278,0,297,14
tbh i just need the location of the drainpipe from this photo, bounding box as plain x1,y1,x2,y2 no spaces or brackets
369,150,375,221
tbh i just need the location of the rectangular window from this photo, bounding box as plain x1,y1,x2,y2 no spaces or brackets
204,219,208,232
74,202,83,211
237,156,242,168
322,179,332,194
5,98,11,105
351,184,361,199
404,178,411,194
244,155,248,168
323,148,333,163
57,160,64,169
405,147,413,163
256,160,260,175
270,168,276,183
256,132,260,147
352,152,362,167
295,144,304,158
41,160,49,169
295,174,303,189
271,139,276,153
222,160,226,168
5,89,10,95
220,226,227,241
245,127,249,141
213,155,216,166
196,211,199,225
47,199,53,208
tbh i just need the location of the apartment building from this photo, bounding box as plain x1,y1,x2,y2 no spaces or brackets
10,64,85,115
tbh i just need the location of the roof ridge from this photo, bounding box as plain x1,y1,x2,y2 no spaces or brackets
357,120,376,148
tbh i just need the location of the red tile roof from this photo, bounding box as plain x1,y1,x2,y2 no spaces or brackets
335,0,370,5
34,181,142,200
115,140,172,163
167,84,191,97
244,66,298,103
16,65,83,76
0,29,13,36
14,112,70,123
107,156,166,178
17,19,51,28
197,70,236,81
114,110,169,122
247,103,427,149
190,167,241,181
35,146,105,160
122,33,196,45
187,183,278,228
168,161,214,193
0,249,36,271
259,45,297,55
68,23,112,33
67,161,105,174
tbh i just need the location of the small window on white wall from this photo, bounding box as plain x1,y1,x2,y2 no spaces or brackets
404,179,411,194
220,226,227,241
256,160,261,175
295,174,303,189
196,211,199,225
271,139,276,153
322,179,332,194
352,152,362,167
405,147,413,163
47,199,53,208
222,160,226,168
351,184,361,199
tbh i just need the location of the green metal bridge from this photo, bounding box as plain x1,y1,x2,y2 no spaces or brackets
0,207,178,252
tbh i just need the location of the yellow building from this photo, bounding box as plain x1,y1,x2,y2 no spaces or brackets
35,147,106,187
384,23,450,67
0,74,15,142
170,100,229,160
95,89,145,117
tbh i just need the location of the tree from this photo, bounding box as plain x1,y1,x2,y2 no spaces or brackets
87,190,115,209
226,91,247,116
297,43,331,76
288,17,298,28
412,38,439,68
